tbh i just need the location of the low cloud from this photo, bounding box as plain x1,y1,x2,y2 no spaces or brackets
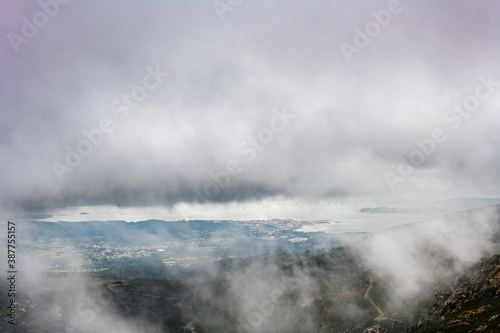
353,205,500,304
0,1,499,215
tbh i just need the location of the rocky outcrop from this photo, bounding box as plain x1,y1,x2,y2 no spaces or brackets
409,254,500,332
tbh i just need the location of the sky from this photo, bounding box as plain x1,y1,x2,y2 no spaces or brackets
1,0,500,224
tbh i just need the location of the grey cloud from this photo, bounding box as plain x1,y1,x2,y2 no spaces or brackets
1,0,499,214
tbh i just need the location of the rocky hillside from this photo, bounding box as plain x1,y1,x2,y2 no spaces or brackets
409,254,500,333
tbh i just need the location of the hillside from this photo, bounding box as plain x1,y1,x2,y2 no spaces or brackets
1,204,499,332
409,254,500,333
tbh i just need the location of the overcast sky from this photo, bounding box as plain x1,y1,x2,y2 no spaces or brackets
1,0,500,219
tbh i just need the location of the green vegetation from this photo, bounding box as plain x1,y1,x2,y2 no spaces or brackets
411,291,500,333
3,212,498,332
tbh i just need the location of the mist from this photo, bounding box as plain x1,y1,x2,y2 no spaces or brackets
2,0,500,332
1,205,499,332
195,205,500,331
0,237,164,332
354,205,500,303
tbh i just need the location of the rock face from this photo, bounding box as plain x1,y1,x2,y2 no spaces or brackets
409,254,500,332
362,324,387,333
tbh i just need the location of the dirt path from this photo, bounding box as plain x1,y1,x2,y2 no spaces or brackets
186,321,198,333
364,275,386,321
107,285,130,311
364,275,374,299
